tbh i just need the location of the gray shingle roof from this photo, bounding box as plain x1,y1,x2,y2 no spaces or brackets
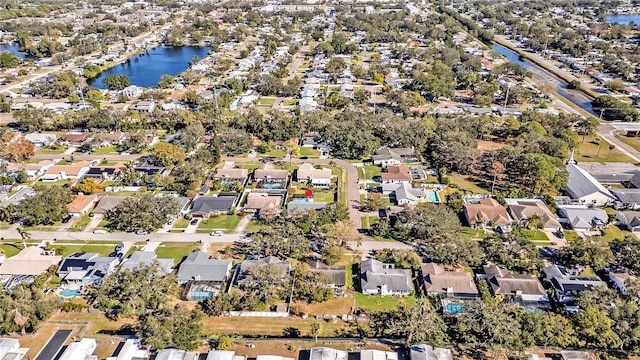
190,196,236,215
565,163,615,201
177,251,232,282
360,259,413,293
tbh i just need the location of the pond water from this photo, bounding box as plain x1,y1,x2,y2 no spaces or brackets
89,45,211,89
0,43,25,59
607,14,640,25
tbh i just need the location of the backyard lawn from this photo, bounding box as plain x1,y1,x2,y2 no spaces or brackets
354,293,416,312
362,165,381,180
51,244,115,257
93,145,120,155
576,135,633,163
600,225,633,243
258,97,277,106
448,173,490,194
299,147,320,157
155,242,200,266
197,215,242,232
313,192,335,203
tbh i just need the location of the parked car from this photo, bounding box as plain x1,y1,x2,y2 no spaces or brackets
93,229,107,234
135,230,149,235
190,219,199,226
115,243,124,252
61,215,72,224
210,231,223,236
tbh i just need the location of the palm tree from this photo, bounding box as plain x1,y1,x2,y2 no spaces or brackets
17,227,31,249
607,144,616,160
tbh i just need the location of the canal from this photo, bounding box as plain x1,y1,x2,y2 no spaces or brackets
607,14,640,25
0,42,26,59
491,43,595,115
89,45,211,89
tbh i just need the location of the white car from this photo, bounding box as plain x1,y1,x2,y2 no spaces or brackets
93,230,107,234
209,231,223,236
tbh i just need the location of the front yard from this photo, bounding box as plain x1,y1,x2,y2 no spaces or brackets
197,215,242,233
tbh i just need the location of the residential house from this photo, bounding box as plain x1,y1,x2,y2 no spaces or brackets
505,198,561,230
287,200,327,213
236,256,292,285
565,162,615,206
0,338,24,360
557,205,608,232
244,194,282,216
380,165,412,184
57,253,119,286
616,211,640,232
544,265,605,303
134,162,168,177
156,349,199,360
84,166,121,181
58,338,96,360
608,268,637,296
92,196,128,215
105,339,148,360
254,163,289,188
189,194,237,217
120,85,143,98
463,198,511,228
206,350,246,360
382,182,425,206
67,194,98,216
119,251,174,274
131,100,155,113
63,132,92,147
359,350,399,360
409,345,453,360
307,260,346,296
177,251,233,300
214,162,249,185
360,258,413,296
483,265,548,305
0,247,62,286
611,188,640,209
24,133,57,147
41,161,91,182
372,147,419,167
296,163,333,187
421,263,479,298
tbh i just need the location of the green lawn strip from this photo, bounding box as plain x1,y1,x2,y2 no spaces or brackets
51,244,115,257
245,220,264,232
258,97,276,106
93,146,120,155
361,216,370,229
461,226,489,239
448,173,490,194
517,229,549,241
575,135,634,163
38,146,67,154
0,244,23,258
299,147,320,157
313,192,335,203
69,215,91,232
259,149,287,157
155,242,200,266
197,215,242,231
172,217,191,229
363,165,381,179
354,293,416,312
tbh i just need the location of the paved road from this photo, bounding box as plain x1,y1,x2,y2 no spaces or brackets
32,153,142,161
0,229,240,243
34,329,71,360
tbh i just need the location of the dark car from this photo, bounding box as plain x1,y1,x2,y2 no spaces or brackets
115,243,124,252
61,215,72,224
190,219,199,226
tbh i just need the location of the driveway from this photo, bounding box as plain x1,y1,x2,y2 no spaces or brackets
83,214,103,233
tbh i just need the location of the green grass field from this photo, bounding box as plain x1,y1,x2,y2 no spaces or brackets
363,166,381,180
38,146,67,154
197,215,241,232
69,215,91,232
172,216,191,229
51,244,115,257
155,242,200,266
448,173,490,194
299,147,320,157
258,97,277,106
93,145,120,155
354,293,416,312
576,135,634,163
313,192,335,203
0,244,23,258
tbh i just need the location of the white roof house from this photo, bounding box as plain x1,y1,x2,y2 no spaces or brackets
565,162,615,206
557,205,608,232
58,338,97,360
106,339,148,360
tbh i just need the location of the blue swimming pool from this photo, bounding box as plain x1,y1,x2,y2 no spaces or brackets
427,191,440,202
445,302,464,314
59,289,80,297
263,183,282,189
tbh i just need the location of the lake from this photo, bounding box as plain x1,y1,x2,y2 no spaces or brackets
606,14,640,25
0,43,25,59
89,46,211,89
